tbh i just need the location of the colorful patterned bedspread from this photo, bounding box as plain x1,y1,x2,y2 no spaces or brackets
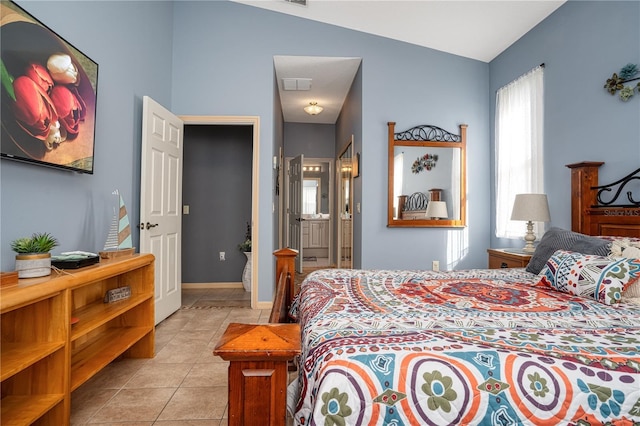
291,268,640,426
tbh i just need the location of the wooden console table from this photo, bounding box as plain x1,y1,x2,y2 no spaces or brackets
213,323,300,426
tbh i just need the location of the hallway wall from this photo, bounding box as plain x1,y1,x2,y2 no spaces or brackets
182,125,253,284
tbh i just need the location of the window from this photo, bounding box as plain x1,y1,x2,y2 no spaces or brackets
302,178,319,215
495,65,545,239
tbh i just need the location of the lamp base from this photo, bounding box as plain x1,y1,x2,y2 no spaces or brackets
522,220,537,253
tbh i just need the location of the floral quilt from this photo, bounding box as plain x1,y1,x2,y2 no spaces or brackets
290,268,640,426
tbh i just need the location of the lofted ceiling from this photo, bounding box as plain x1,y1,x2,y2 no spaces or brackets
235,0,566,123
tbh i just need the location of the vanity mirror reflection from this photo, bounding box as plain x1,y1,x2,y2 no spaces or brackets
387,122,467,227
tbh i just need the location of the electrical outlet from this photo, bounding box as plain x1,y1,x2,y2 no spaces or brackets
432,260,440,271
219,252,225,261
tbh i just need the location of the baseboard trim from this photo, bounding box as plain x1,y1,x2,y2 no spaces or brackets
182,282,243,289
255,301,273,310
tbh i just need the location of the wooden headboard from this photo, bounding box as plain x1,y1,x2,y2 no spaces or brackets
270,248,297,323
567,162,640,237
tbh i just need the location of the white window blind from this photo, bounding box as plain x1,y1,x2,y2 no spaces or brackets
495,65,545,239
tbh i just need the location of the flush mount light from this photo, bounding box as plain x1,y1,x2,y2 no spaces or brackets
304,102,323,115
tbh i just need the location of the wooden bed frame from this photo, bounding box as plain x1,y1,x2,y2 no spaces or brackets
271,161,640,323
567,161,640,237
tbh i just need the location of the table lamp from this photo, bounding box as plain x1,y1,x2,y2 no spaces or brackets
510,193,551,253
425,201,448,220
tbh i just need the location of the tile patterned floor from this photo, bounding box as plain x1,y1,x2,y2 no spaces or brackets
70,288,269,425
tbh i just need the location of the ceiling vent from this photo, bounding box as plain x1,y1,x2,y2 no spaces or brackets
284,0,307,5
282,78,312,91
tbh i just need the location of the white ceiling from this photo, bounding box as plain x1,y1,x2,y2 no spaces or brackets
236,0,566,123
274,55,361,124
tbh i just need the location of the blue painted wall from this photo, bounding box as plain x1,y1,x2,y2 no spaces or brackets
284,123,335,159
335,64,363,267
1,1,174,269
168,1,490,302
2,1,635,304
489,0,640,248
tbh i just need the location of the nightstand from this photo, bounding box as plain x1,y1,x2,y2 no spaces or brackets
487,248,532,269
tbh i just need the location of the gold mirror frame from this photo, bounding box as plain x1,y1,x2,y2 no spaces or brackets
387,122,467,228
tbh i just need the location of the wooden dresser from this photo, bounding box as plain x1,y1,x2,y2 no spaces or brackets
0,254,155,425
487,248,532,269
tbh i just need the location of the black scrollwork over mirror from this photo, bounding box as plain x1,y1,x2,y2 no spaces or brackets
387,122,467,228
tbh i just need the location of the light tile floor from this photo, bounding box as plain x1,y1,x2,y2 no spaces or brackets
70,288,270,425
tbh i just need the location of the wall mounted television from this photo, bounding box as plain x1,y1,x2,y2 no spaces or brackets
1,1,98,174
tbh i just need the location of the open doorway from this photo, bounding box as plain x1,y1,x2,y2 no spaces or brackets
284,157,333,269
274,55,362,269
179,116,260,308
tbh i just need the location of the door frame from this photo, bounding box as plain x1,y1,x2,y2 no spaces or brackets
283,156,334,268
180,115,260,309
337,137,354,268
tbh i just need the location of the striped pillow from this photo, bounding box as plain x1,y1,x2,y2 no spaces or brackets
526,228,611,275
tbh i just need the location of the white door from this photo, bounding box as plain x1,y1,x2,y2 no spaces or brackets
288,155,304,273
140,96,183,325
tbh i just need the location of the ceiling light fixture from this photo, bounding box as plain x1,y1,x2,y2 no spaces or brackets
304,102,323,115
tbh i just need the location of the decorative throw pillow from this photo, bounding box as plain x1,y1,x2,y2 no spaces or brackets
526,228,611,275
609,238,640,257
621,246,640,259
615,246,640,301
537,249,640,305
537,250,590,296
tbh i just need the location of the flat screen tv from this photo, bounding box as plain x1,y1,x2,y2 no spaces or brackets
1,1,98,174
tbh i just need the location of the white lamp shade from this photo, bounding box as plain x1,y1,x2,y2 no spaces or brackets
426,201,448,219
510,194,551,222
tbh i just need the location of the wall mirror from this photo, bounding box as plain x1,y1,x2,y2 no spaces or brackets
337,137,353,268
302,163,330,217
387,122,467,228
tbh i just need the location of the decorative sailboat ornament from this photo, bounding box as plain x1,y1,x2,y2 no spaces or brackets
99,190,135,259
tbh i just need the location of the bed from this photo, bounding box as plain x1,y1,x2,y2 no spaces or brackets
272,161,640,425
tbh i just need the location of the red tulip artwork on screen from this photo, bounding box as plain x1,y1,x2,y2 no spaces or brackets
0,1,98,174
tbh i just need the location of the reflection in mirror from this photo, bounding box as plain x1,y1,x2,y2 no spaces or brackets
338,139,353,267
394,146,460,220
303,178,320,214
388,122,467,228
302,162,330,217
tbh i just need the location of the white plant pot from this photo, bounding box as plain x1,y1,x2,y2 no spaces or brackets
15,253,52,278
242,251,252,292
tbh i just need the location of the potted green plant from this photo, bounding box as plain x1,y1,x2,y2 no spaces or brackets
237,222,252,292
11,232,59,278
237,222,251,253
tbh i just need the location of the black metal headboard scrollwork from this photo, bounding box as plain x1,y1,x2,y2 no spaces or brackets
566,161,640,237
394,125,462,142
594,167,640,207
403,192,429,211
